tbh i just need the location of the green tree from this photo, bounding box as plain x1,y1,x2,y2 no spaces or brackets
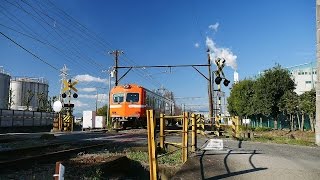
253,78,273,127
97,104,108,116
254,65,295,129
227,79,255,119
300,89,316,132
279,91,299,131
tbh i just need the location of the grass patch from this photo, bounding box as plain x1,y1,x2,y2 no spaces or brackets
126,151,149,164
254,127,272,132
158,150,182,166
253,135,315,146
126,149,183,166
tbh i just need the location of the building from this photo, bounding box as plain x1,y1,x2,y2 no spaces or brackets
287,61,316,95
10,77,49,111
0,67,10,109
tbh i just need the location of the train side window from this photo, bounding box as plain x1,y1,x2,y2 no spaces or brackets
126,93,139,102
113,93,124,103
146,95,149,105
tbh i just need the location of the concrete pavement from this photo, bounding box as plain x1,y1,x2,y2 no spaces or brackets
172,139,320,180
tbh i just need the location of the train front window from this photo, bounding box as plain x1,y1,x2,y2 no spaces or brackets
126,93,139,102
113,93,124,103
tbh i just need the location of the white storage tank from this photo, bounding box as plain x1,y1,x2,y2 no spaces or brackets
0,67,10,109
95,116,106,129
10,77,49,111
82,111,96,129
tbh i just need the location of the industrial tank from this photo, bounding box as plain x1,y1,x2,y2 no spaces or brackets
10,77,49,111
0,67,10,109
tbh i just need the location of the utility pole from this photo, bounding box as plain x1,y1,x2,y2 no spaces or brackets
109,50,123,86
207,50,214,125
102,68,113,128
95,90,98,112
59,65,69,101
315,0,320,145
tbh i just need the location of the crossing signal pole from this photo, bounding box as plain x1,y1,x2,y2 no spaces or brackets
207,50,214,126
213,58,230,132
109,50,124,86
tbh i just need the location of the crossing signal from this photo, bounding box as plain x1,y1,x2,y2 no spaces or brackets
73,93,78,98
62,93,67,98
215,76,222,84
223,79,230,86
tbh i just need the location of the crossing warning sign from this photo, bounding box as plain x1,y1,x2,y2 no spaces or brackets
63,79,78,93
63,115,72,123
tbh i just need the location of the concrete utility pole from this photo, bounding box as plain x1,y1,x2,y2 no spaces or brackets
109,50,123,86
207,50,214,124
316,0,320,145
59,65,69,101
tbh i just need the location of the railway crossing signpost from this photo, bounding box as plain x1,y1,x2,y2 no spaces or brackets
213,58,230,135
52,79,78,132
60,79,78,131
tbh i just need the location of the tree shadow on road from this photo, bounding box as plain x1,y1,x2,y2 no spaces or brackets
200,148,268,180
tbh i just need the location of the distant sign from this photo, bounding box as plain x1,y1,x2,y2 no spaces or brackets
202,139,223,151
243,119,251,124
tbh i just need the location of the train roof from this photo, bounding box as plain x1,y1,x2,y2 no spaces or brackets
111,84,174,103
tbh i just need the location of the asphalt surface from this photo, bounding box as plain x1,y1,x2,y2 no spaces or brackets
173,138,320,180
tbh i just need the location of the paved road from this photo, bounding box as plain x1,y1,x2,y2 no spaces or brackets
173,139,320,180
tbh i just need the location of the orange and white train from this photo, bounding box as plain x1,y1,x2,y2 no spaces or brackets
109,84,174,129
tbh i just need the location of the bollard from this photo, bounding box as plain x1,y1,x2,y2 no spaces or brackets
196,114,201,134
160,113,165,150
191,113,197,152
53,162,65,180
201,115,205,136
182,112,189,163
147,110,158,180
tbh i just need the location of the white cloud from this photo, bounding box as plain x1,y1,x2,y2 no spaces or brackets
206,37,237,70
79,94,96,99
209,22,219,32
79,87,97,92
71,100,89,107
194,43,200,48
80,93,108,101
73,74,107,83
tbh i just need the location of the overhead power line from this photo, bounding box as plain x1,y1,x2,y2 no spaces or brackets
0,31,61,73
117,64,209,69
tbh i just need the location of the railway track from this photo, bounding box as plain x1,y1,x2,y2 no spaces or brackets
0,131,148,172
0,141,113,171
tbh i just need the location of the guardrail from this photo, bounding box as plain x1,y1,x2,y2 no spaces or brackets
146,110,206,179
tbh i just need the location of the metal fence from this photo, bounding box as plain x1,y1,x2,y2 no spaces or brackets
0,109,55,127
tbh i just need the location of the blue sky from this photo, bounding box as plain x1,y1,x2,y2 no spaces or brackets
0,0,316,114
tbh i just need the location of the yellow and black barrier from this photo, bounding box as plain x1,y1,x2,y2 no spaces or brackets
196,114,205,136
232,116,239,138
